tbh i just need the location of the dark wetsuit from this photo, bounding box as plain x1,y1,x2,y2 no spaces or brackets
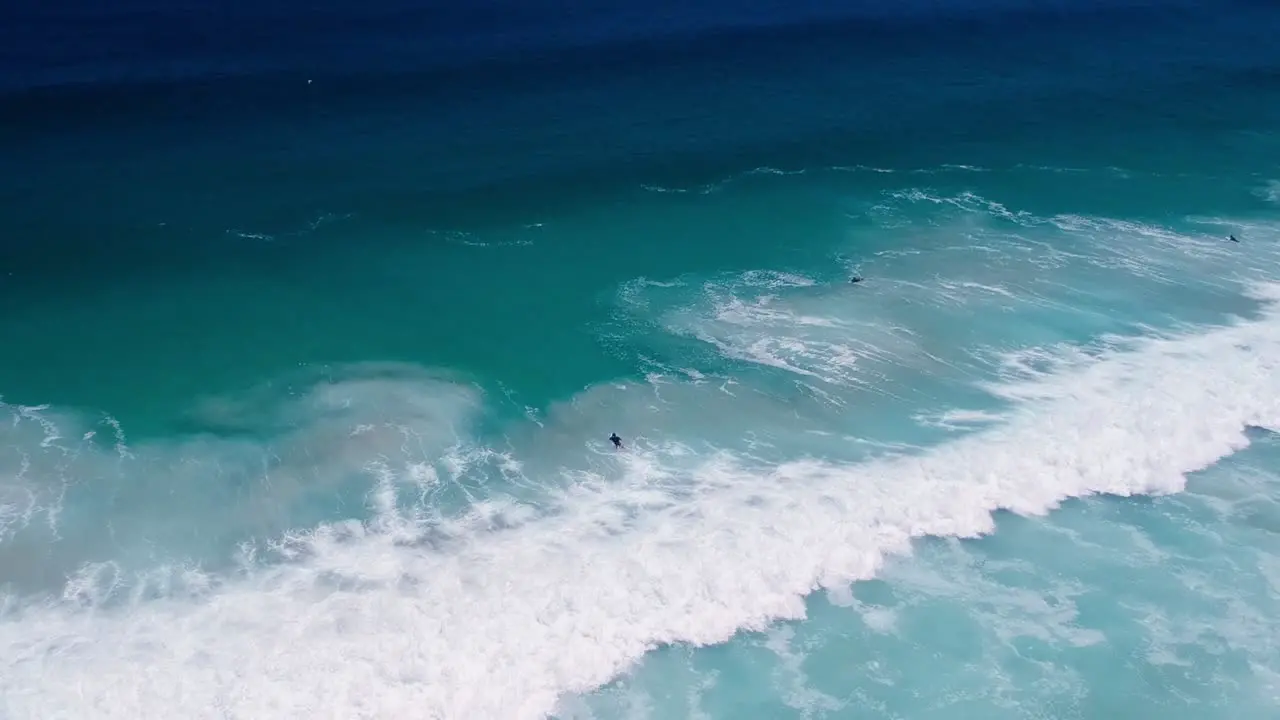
609,433,623,449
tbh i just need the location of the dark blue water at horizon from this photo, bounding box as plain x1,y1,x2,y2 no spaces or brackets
4,0,1277,258
0,0,1231,90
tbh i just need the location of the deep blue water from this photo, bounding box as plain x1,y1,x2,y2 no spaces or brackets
3,1,1280,718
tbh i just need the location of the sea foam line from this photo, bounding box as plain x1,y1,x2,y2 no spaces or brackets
3,286,1280,720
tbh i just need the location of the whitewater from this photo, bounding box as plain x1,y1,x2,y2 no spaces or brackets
4,177,1280,717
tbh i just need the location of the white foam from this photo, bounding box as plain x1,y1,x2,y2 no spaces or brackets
639,163,1022,200
686,290,888,386
913,408,1008,432
711,295,838,329
884,189,1034,225
3,280,1280,718
654,273,929,389
857,605,899,634
1256,180,1280,206
0,366,488,591
736,270,816,289
640,184,694,195
935,280,1019,301
760,627,845,716
869,190,1272,296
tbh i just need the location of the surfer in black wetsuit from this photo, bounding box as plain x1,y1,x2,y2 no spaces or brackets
1229,234,1239,243
850,275,863,284
609,432,624,450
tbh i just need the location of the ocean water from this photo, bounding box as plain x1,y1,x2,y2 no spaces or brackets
3,0,1280,717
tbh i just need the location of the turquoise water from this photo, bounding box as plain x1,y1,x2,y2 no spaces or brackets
4,1,1280,718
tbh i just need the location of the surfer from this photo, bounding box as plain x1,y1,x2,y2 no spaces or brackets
850,275,864,284
1229,234,1239,243
609,432,624,450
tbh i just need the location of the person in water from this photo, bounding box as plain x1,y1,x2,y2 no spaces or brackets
610,432,624,450
850,275,863,284
1229,234,1239,243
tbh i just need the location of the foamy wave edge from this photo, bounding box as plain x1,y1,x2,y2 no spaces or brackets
3,284,1280,720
